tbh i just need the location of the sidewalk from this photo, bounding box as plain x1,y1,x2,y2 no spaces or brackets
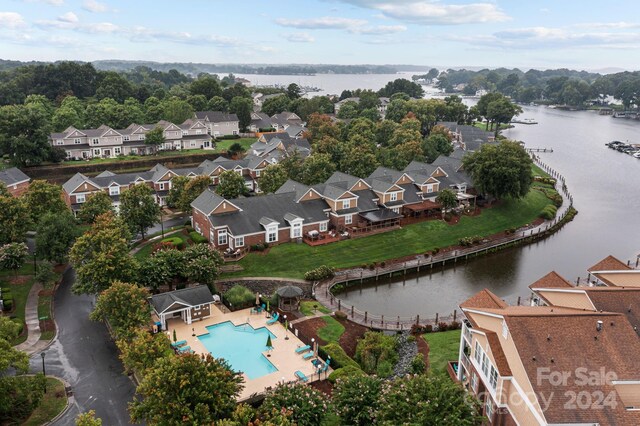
15,282,52,355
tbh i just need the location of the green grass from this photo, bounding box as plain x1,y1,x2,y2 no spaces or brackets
57,147,222,166
317,316,345,343
472,122,510,131
423,330,462,376
531,164,550,178
227,190,551,279
213,138,255,154
1,276,34,345
133,229,192,260
299,301,332,316
22,377,68,426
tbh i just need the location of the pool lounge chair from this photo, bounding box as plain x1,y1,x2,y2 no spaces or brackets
295,370,309,382
295,345,311,353
302,351,315,360
177,345,191,353
266,312,279,325
171,340,187,347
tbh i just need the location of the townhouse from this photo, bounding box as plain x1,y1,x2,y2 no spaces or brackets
250,133,312,161
248,111,306,135
193,111,240,137
438,121,496,152
0,167,30,197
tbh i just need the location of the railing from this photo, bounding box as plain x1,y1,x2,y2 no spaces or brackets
313,154,575,331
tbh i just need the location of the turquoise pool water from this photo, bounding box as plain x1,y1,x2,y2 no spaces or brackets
198,321,278,379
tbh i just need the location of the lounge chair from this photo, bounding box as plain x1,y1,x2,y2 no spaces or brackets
302,351,315,360
266,312,279,325
295,345,311,354
177,345,191,352
171,340,187,347
295,370,309,382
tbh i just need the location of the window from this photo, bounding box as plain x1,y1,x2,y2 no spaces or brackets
427,185,433,193
76,194,86,203
190,141,196,147
345,214,353,225
390,192,397,202
292,222,302,238
93,149,101,156
158,183,165,191
341,200,349,210
482,353,489,377
319,222,328,232
196,129,202,134
138,134,145,140
485,397,494,422
489,366,498,390
114,147,121,155
267,226,278,243
218,229,228,245
255,169,261,177
471,373,478,392
123,135,130,141
474,341,482,364
56,140,64,145
182,130,188,136
109,186,120,196
91,138,99,144
74,138,82,144
235,237,244,247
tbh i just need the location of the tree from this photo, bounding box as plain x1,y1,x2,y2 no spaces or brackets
359,107,380,122
0,102,52,166
463,140,533,199
262,95,291,116
376,374,481,425
35,261,57,288
117,329,172,376
476,92,503,130
436,188,458,214
614,77,640,109
0,242,28,276
152,249,186,289
355,331,398,374
189,76,222,99
259,383,329,426
486,97,523,136
300,153,336,185
286,83,302,99
144,127,165,154
229,96,253,131
161,97,193,124
184,244,223,285
226,142,246,158
340,144,379,178
96,72,133,103
23,180,67,226
135,255,172,292
120,183,161,240
207,96,228,112
378,78,425,98
129,353,243,425
78,191,113,224
69,212,136,294
216,170,246,199
75,410,102,426
90,281,150,338
166,176,189,209
177,176,211,213
337,101,359,119
333,375,382,426
422,133,453,163
259,164,289,194
0,194,30,244
35,211,79,264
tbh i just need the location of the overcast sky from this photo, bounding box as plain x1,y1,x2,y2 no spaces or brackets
1,0,639,71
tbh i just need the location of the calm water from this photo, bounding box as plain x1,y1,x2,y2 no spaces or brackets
339,106,640,317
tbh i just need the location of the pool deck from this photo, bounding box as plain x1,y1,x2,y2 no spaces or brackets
164,304,331,401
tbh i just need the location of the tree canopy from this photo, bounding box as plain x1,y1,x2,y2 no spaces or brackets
90,281,151,338
119,183,161,239
216,170,246,199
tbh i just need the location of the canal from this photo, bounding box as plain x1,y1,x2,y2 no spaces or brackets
338,105,640,318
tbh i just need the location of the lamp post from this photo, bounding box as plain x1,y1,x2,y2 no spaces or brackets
192,327,195,337
33,252,37,276
284,315,289,340
159,207,165,239
40,352,46,393
311,338,315,356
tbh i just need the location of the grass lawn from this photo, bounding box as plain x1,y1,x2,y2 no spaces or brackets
213,138,255,154
134,229,193,260
22,377,68,426
1,275,34,345
531,164,551,178
423,330,462,376
299,300,332,316
317,316,345,343
227,189,551,279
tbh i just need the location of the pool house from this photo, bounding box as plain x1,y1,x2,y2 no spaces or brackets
149,286,216,330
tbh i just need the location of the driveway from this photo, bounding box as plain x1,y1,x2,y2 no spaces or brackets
29,268,137,425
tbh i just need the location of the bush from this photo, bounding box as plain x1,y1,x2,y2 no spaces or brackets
333,375,381,426
184,219,192,226
258,127,276,132
185,225,194,233
219,134,241,140
449,321,461,330
443,212,453,221
320,342,359,370
260,383,329,426
334,311,347,321
540,204,558,220
251,243,266,252
376,360,393,378
223,285,256,310
437,322,449,332
304,265,335,281
355,331,398,374
411,353,426,374
328,365,365,383
160,236,185,250
189,231,208,244
410,323,433,334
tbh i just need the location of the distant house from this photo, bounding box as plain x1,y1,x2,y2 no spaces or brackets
438,122,496,152
194,111,240,137
0,167,30,197
334,97,390,117
149,286,215,330
250,133,311,161
248,111,306,134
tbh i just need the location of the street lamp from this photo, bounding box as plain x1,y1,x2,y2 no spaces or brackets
284,315,289,340
192,327,195,337
40,352,46,393
160,208,165,239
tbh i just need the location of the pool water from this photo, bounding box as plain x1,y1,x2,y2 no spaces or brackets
198,321,278,379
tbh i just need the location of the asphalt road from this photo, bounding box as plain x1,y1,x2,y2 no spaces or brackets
29,268,137,425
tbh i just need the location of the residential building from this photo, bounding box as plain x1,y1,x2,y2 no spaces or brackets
248,111,307,135
149,286,216,330
250,133,311,160
458,288,640,425
0,167,30,197
334,96,391,117
438,121,496,152
194,111,240,137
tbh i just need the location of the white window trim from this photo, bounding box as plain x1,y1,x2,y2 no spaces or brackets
267,225,278,243
390,192,398,202
345,214,353,225
341,200,349,210
235,236,244,247
109,186,120,196
319,222,328,232
218,229,228,245
76,194,86,203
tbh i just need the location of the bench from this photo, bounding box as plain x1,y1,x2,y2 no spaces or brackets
295,370,309,382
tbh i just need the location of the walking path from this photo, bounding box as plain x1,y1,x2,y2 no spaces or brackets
15,282,52,355
290,311,328,325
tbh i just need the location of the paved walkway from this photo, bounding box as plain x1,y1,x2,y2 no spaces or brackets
15,282,51,355
290,311,328,325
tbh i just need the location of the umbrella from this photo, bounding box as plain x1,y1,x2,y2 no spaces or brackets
255,292,260,306
266,335,273,351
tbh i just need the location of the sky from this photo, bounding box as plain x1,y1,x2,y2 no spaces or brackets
1,0,640,71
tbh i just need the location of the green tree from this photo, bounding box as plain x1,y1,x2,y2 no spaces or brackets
216,170,246,199
300,153,336,186
0,194,30,244
117,328,172,376
286,83,302,99
120,183,161,239
259,383,329,426
262,95,291,116
422,133,453,163
187,95,208,112
166,175,190,209
178,176,212,213
359,107,380,122
384,99,409,123
129,354,243,425
161,97,193,124
78,191,113,224
152,249,186,289
355,331,398,374
207,96,228,112
135,255,172,292
0,316,28,372
337,101,359,119
0,242,28,276
75,410,102,426
35,261,57,288
69,212,136,294
226,142,246,158
376,375,481,425
486,97,523,136
95,72,133,103
378,78,425,98
436,188,459,214
23,180,67,226
340,144,379,178
0,102,52,166
376,119,399,147
190,76,222,99
144,127,165,154
476,92,504,130
463,140,533,199
35,211,79,264
90,281,150,338
259,164,289,194
333,375,382,426
229,96,253,130
184,244,223,285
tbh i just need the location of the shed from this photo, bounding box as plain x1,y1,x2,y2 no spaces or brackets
276,285,303,312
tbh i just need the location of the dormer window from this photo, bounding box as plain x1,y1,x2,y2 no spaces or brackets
341,200,349,210
123,135,130,141
182,130,188,136
91,138,99,144
267,225,278,243
390,192,398,202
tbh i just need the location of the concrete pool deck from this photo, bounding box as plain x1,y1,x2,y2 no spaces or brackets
164,304,331,400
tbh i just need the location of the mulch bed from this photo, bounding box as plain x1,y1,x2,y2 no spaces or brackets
7,276,30,285
293,317,326,344
416,334,430,370
337,318,368,358
310,379,333,397
38,289,54,297
39,319,55,332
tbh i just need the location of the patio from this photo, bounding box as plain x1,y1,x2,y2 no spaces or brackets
160,304,331,401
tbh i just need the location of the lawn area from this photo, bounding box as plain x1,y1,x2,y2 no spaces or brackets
299,300,331,316
531,163,550,178
423,330,462,376
317,316,345,343
1,276,34,345
213,138,255,154
133,229,192,260
22,377,68,426
227,189,551,279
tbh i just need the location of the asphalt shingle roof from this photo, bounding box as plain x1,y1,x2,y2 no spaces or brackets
149,286,214,313
0,167,30,186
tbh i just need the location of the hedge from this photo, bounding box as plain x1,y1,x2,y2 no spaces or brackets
189,231,208,244
319,342,359,370
328,365,365,383
223,285,256,310
160,236,185,250
304,265,335,281
540,205,558,220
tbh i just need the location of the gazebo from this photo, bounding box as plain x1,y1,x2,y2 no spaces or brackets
276,285,303,312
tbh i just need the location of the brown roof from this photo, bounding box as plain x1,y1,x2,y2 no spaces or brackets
529,271,574,290
460,289,508,310
588,255,631,272
505,312,640,425
584,287,640,332
485,331,512,376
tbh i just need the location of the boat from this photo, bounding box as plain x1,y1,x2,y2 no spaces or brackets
511,118,538,125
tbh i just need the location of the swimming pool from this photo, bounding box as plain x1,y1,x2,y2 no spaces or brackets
198,321,278,380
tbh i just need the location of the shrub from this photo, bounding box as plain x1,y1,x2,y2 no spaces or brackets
189,231,208,244
304,265,335,281
437,322,449,332
334,311,347,321
185,225,194,233
251,243,266,252
432,247,440,255
355,331,398,374
540,204,558,220
220,134,241,140
320,342,359,370
258,127,276,132
184,219,192,226
410,323,433,334
328,365,365,383
376,360,393,378
260,383,329,426
333,375,381,426
223,285,256,310
160,236,185,250
450,321,461,330
444,212,453,221
411,353,426,374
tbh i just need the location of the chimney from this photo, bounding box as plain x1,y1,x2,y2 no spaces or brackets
596,320,603,332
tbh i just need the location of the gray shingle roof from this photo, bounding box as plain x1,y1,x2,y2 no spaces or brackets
191,189,226,214
325,171,366,190
149,286,214,314
62,173,94,193
0,167,30,186
369,166,405,182
275,179,311,200
399,183,421,204
195,111,239,123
